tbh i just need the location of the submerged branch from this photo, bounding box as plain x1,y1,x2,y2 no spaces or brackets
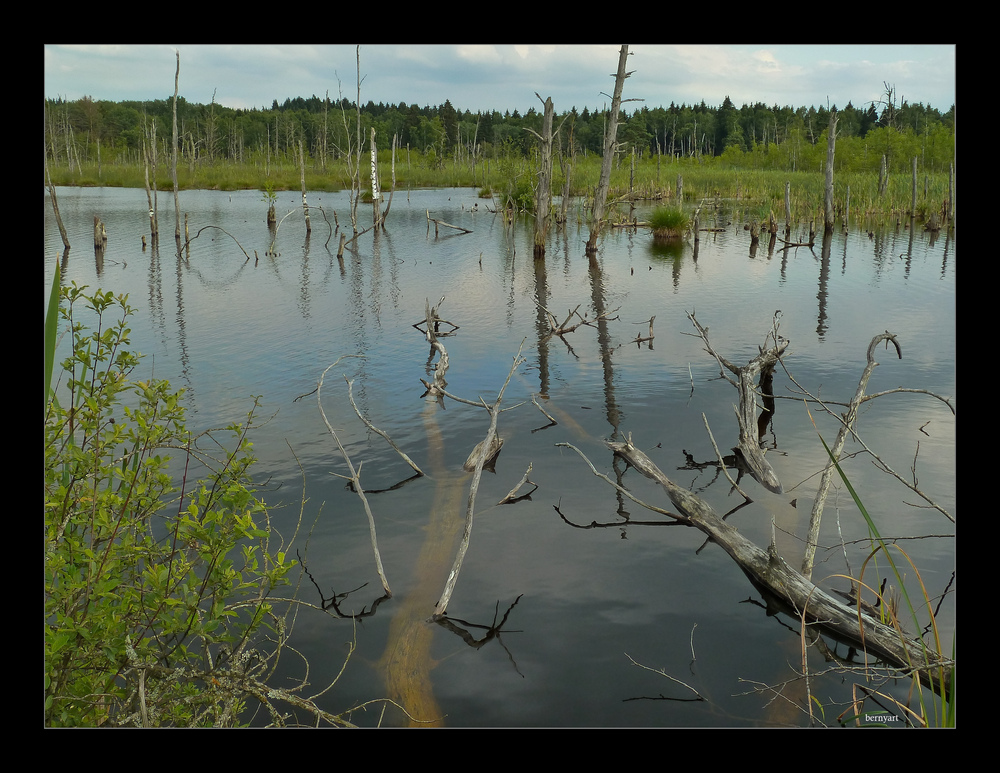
345,376,424,477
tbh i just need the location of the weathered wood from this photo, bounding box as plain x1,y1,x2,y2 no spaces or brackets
431,345,526,619
802,332,900,578
426,210,472,235
44,130,71,251
587,45,631,254
315,355,392,598
606,436,952,698
171,52,181,244
299,139,311,234
370,127,381,227
528,94,556,257
687,312,785,494
824,109,838,232
93,215,106,252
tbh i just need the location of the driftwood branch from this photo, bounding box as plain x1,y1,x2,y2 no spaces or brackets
185,224,253,261
604,434,952,697
426,210,472,235
316,356,391,597
344,376,424,477
536,301,621,343
431,343,526,620
416,297,453,403
620,315,655,349
800,331,899,577
498,463,537,505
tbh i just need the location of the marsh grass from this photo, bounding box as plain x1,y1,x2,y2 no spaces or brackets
648,206,690,240
45,150,952,227
812,424,955,728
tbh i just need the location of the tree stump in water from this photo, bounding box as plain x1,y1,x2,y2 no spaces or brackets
94,216,107,253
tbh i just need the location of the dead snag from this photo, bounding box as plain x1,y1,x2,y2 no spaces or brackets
621,315,655,349
536,302,621,343
606,435,952,698
524,93,567,257
93,216,107,254
498,463,537,505
687,311,787,494
587,45,637,254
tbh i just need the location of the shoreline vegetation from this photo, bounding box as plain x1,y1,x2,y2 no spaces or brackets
45,157,954,230
44,93,955,229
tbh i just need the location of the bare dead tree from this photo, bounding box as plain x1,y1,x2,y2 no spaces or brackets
587,45,643,254
524,93,567,257
824,109,838,233
44,114,71,251
171,51,181,246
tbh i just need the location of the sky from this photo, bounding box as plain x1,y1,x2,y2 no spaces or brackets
44,44,957,116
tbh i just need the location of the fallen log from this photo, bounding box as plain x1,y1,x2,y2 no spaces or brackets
602,435,952,698
426,210,472,236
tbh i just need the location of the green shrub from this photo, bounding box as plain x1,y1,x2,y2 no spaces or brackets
44,285,298,726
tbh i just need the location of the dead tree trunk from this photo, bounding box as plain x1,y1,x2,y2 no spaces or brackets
824,109,837,233
143,118,159,245
527,94,556,258
44,136,70,251
430,344,526,620
171,51,181,246
299,139,311,234
93,215,107,254
587,45,631,255
370,127,382,228
380,133,398,226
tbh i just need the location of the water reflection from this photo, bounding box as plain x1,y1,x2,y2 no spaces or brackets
45,187,955,727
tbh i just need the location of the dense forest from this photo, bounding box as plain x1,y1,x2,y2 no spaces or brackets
44,89,955,179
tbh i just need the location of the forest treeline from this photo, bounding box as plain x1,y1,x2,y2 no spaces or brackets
45,89,955,179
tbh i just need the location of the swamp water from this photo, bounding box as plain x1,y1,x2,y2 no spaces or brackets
44,186,956,727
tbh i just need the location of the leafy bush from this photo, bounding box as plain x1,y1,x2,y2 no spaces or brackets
44,284,298,726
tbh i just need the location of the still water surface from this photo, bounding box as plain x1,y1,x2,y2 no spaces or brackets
45,186,956,727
